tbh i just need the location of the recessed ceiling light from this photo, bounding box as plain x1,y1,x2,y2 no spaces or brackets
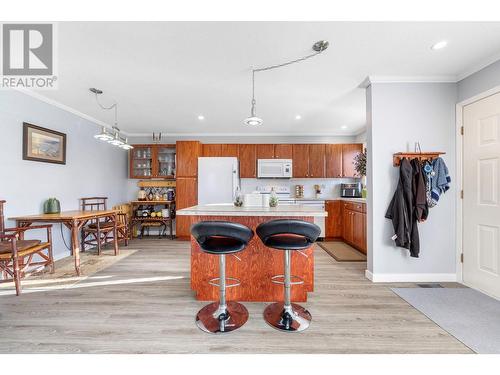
341,125,348,130
295,115,302,120
431,40,448,50
197,115,205,120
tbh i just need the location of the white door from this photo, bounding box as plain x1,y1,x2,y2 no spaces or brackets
463,91,500,299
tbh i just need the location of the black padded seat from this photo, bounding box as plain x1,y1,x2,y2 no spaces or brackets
256,219,320,251
191,221,254,254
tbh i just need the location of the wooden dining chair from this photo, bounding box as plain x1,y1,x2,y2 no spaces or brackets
112,204,130,246
0,200,54,296
80,197,115,255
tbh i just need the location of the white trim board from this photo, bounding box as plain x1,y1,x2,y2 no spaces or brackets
359,75,457,88
365,270,457,283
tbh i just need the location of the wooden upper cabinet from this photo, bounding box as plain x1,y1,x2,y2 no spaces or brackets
238,144,257,178
202,144,222,157
342,144,363,178
292,144,310,178
176,141,201,177
129,144,175,179
220,144,239,157
308,144,326,178
129,145,154,179
256,144,275,159
326,144,343,178
274,144,293,159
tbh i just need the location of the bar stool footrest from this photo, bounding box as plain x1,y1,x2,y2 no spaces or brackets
270,274,304,285
208,276,241,288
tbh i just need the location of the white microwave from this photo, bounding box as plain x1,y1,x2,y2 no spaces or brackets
257,159,293,178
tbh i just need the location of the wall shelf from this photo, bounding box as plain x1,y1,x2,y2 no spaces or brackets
393,152,446,166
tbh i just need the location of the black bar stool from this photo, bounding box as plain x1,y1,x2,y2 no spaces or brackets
256,219,320,332
191,221,254,334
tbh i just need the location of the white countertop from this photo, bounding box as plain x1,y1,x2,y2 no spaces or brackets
337,197,367,203
176,204,328,217
280,197,366,203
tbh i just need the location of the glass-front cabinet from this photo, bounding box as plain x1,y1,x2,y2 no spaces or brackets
156,146,176,178
129,144,176,179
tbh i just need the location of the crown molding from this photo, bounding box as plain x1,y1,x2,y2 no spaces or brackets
13,88,131,136
359,75,457,88
127,132,360,138
456,51,500,82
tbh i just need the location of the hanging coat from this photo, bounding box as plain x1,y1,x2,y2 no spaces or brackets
411,158,429,222
385,158,421,257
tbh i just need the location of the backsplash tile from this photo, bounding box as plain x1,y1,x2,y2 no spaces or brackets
240,178,359,199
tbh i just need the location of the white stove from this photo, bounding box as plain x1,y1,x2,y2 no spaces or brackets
254,185,325,237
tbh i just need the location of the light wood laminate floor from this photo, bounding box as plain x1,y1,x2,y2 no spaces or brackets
0,239,472,354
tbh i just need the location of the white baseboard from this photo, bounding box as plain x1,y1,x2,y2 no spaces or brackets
364,270,457,283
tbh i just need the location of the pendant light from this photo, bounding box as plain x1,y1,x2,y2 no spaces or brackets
94,126,114,141
243,40,329,127
243,71,264,126
90,88,133,150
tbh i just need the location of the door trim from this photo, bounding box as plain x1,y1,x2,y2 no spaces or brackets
455,84,500,284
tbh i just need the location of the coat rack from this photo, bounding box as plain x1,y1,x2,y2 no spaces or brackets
392,143,445,166
393,152,446,166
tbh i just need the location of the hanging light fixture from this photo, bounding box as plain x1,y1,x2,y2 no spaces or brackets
90,88,133,150
94,126,114,141
243,40,329,126
243,70,264,126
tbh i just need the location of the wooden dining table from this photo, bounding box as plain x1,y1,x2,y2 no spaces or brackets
9,210,119,276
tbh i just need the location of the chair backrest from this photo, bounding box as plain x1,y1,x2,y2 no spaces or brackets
81,197,108,212
112,204,131,225
256,219,321,248
0,200,5,236
191,221,254,247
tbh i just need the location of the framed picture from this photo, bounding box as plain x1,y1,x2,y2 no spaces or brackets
23,122,67,164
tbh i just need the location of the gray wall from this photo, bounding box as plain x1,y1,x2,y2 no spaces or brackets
0,90,129,260
458,59,500,102
367,82,458,280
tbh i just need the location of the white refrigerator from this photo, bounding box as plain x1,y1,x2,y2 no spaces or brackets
198,157,240,205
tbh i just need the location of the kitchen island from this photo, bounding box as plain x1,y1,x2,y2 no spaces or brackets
176,204,327,302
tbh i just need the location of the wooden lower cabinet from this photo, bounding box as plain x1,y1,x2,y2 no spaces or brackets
352,211,366,252
175,177,198,239
342,208,354,244
325,200,343,238
326,200,367,254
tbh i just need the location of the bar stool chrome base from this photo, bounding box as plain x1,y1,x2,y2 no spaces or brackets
263,302,312,332
196,301,249,334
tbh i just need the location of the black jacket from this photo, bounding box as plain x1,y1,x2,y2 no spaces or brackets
385,158,425,257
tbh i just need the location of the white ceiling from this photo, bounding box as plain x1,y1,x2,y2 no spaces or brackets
36,22,500,136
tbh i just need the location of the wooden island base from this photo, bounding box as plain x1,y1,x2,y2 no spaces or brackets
190,215,314,302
